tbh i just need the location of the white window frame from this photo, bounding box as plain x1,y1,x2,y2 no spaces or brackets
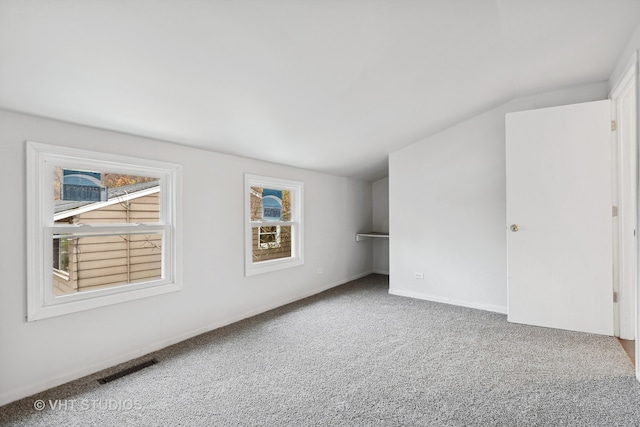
27,141,182,321
244,174,304,276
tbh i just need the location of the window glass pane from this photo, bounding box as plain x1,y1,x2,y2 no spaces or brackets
249,187,291,221
250,186,263,221
252,225,291,262
53,167,160,223
281,190,291,221
52,233,163,296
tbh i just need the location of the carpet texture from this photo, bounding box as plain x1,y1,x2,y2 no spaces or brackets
2,274,640,426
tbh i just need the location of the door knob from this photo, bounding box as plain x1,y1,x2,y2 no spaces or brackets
510,224,519,232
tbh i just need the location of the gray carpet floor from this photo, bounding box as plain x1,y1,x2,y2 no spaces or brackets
2,274,640,426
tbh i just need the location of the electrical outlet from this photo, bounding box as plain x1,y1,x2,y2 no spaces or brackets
413,272,424,279
317,267,324,274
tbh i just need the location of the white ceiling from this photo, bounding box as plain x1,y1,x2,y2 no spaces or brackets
1,1,639,181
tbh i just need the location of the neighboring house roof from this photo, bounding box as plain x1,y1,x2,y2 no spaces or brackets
54,180,159,220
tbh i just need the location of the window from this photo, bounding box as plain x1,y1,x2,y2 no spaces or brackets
245,174,303,276
259,226,281,249
27,142,182,321
53,237,70,273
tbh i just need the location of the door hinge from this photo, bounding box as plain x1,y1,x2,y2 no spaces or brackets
613,206,618,217
613,291,618,303
611,120,617,131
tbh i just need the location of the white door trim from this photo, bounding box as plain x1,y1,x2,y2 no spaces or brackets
609,50,638,378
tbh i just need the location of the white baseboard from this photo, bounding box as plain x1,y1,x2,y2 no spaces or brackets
388,288,507,314
0,271,373,407
372,269,389,275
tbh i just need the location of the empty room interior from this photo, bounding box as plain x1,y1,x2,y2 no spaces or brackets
3,0,640,425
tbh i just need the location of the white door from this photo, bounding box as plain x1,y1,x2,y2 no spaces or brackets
506,100,614,336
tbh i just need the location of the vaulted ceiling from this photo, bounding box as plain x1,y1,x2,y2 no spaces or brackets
1,1,639,181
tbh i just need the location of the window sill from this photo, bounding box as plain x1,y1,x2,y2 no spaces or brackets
245,256,304,276
53,269,70,281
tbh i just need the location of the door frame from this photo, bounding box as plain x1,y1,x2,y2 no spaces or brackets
609,50,638,377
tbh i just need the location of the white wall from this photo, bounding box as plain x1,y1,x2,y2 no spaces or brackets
0,110,373,405
609,22,640,92
389,82,610,313
372,177,389,275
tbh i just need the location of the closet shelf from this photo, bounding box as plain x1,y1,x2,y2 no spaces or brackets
355,232,389,242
